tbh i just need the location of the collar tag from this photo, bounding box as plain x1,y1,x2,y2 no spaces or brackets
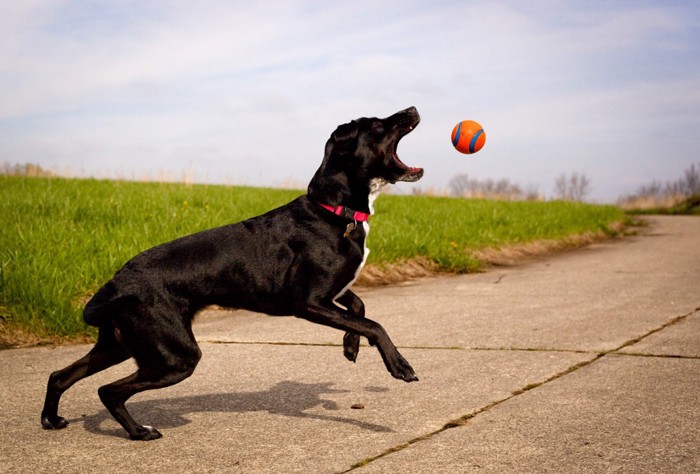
343,221,357,238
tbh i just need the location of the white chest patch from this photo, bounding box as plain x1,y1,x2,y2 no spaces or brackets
367,178,386,214
334,221,370,304
333,179,386,304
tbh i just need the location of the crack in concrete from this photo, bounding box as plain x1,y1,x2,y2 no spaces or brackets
201,340,341,347
200,340,467,350
612,309,698,353
196,308,698,472
339,307,699,473
612,352,700,360
200,340,695,360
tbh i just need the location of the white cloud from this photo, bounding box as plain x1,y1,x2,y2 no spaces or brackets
1,1,699,201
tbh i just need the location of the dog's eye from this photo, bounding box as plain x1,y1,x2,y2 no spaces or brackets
371,122,384,136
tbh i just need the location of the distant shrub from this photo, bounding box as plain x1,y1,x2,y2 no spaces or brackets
1,162,56,177
447,174,541,201
553,172,591,202
618,163,700,210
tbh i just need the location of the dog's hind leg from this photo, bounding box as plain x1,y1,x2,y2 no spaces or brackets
334,290,365,363
98,364,197,440
97,310,201,440
41,325,130,430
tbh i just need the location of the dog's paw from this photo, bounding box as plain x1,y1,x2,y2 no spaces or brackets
386,352,419,383
41,415,69,430
129,425,163,441
343,332,360,362
393,367,419,383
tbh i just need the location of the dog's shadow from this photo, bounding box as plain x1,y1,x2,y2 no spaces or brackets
74,381,392,438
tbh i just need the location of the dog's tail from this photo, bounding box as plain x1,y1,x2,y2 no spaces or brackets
83,282,140,327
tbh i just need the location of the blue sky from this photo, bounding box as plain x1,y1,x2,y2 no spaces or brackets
2,1,699,201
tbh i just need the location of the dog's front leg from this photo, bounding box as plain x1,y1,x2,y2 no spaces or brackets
297,302,418,382
334,290,365,363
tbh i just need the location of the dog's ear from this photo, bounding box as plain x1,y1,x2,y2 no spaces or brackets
324,121,358,158
311,120,358,204
331,121,358,144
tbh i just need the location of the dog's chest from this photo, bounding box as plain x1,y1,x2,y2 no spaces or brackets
352,180,383,278
357,221,371,273
335,222,369,301
335,181,383,300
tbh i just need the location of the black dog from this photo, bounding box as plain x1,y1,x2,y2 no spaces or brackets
41,106,423,440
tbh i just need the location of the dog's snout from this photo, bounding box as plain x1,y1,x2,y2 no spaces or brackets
397,106,419,119
391,106,420,128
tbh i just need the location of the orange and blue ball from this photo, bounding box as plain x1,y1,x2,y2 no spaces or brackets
451,120,486,154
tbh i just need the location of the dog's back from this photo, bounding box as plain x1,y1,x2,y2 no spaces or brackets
84,195,368,325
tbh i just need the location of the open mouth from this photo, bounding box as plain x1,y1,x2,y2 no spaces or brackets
393,116,424,179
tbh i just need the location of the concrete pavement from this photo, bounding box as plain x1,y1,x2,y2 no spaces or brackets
1,216,698,473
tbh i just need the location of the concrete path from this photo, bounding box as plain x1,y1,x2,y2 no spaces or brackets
1,216,698,473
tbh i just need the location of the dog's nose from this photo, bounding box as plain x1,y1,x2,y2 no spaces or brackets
385,107,420,127
393,106,420,124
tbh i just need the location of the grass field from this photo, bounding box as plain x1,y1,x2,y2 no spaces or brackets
1,176,626,343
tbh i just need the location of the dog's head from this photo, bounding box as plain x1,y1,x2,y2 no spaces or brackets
308,107,423,211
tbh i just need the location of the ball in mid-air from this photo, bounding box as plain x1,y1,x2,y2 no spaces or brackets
451,120,486,154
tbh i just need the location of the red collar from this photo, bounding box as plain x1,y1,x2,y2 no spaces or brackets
317,203,370,222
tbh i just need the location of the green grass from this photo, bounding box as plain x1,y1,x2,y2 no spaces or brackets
371,196,624,271
0,176,625,340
